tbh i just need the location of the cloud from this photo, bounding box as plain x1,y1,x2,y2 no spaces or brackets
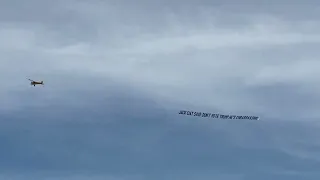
1,1,317,118
1,88,320,179
1,0,320,179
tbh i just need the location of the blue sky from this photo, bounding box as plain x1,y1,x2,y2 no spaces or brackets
1,0,320,179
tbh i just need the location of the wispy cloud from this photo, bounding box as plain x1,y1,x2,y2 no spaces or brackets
1,0,320,179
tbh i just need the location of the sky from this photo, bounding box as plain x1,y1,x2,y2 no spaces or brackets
1,0,320,179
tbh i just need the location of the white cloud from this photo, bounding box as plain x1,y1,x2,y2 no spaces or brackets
3,2,320,179
247,60,320,85
1,1,320,118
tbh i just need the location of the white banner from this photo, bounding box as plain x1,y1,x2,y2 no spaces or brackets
178,110,260,120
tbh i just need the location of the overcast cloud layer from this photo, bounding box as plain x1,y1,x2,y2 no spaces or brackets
1,0,320,179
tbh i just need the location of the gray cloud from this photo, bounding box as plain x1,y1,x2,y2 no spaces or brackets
1,0,320,179
1,83,320,179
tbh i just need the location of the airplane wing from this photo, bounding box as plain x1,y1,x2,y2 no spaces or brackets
27,78,33,81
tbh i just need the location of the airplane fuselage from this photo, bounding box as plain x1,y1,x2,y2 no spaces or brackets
31,81,43,86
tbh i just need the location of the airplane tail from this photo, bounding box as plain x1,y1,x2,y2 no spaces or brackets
41,81,43,84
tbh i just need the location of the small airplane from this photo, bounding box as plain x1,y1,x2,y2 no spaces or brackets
27,78,44,86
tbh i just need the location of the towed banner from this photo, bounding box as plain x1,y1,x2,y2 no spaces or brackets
178,110,260,120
